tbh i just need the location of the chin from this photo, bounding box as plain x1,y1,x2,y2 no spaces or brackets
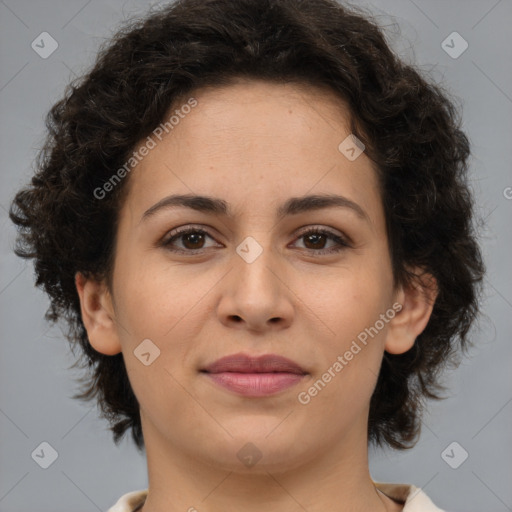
192,428,316,475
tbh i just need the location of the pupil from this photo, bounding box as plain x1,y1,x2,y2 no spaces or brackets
185,233,204,249
306,233,325,249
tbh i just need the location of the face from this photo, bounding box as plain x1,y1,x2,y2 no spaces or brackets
78,79,429,474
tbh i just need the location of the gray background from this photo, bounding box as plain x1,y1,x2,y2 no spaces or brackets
0,0,511,511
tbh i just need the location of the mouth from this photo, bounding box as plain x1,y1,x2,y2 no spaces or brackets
200,352,308,397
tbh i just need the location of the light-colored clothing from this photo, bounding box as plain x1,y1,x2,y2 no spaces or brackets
107,481,445,511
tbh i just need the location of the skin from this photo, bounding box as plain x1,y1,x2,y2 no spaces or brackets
76,79,437,512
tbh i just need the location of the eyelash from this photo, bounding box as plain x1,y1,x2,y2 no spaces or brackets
161,225,351,256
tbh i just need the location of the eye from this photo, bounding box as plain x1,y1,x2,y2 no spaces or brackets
161,226,220,253
291,227,351,255
160,225,351,255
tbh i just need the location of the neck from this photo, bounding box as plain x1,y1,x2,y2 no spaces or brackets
138,415,401,512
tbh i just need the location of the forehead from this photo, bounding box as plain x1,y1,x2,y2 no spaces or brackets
120,79,382,228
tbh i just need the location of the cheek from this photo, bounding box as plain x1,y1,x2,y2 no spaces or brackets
301,256,393,396
112,245,194,336
114,265,200,421
310,265,390,344
112,251,224,384
299,289,388,424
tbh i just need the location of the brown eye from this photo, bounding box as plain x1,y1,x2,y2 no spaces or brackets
161,225,350,256
180,231,207,250
292,228,350,255
162,228,218,253
303,232,328,250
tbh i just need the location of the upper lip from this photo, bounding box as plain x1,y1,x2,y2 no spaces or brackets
201,353,307,375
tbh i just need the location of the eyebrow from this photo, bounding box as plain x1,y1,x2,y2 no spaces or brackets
141,193,370,223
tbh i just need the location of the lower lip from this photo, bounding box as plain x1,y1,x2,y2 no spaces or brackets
203,372,306,397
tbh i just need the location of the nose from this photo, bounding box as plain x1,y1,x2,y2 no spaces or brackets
216,238,294,333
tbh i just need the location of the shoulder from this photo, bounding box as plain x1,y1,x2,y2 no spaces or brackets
374,481,446,512
106,489,148,512
107,484,448,512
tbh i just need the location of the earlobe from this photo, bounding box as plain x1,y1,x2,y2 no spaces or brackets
384,271,438,355
75,272,122,356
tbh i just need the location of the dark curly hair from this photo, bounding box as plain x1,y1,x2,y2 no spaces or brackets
9,0,485,452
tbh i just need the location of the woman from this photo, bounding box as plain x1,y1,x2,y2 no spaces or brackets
9,0,485,510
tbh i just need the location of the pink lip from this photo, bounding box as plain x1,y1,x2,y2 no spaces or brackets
201,353,308,397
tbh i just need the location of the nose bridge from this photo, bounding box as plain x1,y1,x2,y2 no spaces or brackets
217,230,292,328
233,232,278,293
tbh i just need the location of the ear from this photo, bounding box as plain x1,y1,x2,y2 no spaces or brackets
384,269,438,355
75,272,122,355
